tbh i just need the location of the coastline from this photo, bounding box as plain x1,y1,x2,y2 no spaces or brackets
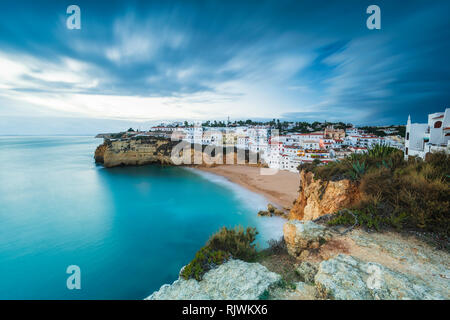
193,165,300,210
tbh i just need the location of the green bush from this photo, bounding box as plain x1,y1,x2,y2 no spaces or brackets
181,247,229,281
348,161,367,180
181,226,258,280
300,144,405,182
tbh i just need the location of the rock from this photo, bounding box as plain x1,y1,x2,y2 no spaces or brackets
273,209,285,217
257,210,271,217
296,261,319,284
293,282,318,300
283,220,332,258
315,254,446,300
94,143,107,163
147,259,282,300
269,281,317,300
267,204,276,213
289,170,360,220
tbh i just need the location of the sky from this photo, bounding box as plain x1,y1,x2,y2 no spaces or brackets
0,0,449,134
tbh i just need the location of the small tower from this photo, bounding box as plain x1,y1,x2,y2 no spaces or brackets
405,115,411,159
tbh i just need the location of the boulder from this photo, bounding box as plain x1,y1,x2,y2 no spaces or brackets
283,220,332,258
315,254,445,300
147,259,281,300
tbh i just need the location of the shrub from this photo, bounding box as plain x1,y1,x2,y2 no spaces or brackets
208,226,258,262
300,144,405,182
266,237,287,255
367,143,398,158
181,226,258,280
327,151,450,235
181,247,229,281
348,161,367,180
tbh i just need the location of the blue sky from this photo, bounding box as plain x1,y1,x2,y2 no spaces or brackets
0,0,449,134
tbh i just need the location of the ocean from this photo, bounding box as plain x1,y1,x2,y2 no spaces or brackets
0,136,284,299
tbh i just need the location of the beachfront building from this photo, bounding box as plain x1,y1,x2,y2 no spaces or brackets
405,108,450,160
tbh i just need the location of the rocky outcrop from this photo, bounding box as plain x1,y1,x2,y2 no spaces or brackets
281,220,449,300
147,259,281,300
269,281,318,300
315,254,446,300
95,137,261,168
283,220,332,258
257,203,286,217
94,143,107,164
289,170,360,220
94,137,178,168
296,261,319,284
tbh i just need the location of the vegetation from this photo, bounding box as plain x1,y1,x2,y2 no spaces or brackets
181,226,258,280
359,125,406,138
196,119,356,134
299,144,403,181
257,237,301,292
299,145,450,236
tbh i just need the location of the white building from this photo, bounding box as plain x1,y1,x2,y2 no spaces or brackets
405,108,450,159
237,135,250,150
345,127,360,136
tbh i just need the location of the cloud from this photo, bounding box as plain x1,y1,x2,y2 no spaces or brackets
0,0,449,131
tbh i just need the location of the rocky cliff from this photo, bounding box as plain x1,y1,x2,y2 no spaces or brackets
289,170,360,220
94,137,179,168
146,221,450,300
95,136,261,168
147,259,281,300
281,220,449,300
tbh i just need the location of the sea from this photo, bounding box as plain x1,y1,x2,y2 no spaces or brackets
0,136,284,299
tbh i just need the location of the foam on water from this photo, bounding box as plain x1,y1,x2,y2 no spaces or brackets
186,167,285,244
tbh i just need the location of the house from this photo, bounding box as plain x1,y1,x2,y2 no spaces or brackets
405,108,450,159
324,125,345,139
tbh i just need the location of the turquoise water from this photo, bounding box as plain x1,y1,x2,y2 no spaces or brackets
0,136,283,299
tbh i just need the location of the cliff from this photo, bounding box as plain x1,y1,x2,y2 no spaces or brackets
147,221,450,300
281,220,449,300
94,137,179,168
94,136,262,168
289,170,360,220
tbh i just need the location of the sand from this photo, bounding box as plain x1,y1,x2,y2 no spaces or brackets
196,165,300,209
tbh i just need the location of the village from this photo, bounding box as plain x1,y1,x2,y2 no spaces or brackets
108,120,404,173
104,107,449,173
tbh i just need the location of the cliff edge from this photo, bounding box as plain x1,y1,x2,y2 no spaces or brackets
94,137,179,168
289,170,360,220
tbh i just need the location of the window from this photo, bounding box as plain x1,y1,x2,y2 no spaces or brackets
406,132,409,140
405,147,408,155
434,121,442,129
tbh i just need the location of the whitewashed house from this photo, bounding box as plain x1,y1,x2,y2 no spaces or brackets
405,108,450,159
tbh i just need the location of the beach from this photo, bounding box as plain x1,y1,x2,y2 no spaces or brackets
196,165,300,209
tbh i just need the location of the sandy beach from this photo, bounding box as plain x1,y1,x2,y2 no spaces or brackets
196,165,300,209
